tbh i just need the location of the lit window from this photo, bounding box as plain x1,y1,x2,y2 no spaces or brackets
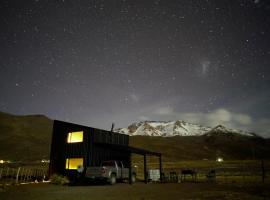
67,131,83,143
65,158,84,169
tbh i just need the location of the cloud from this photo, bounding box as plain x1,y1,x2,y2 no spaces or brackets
208,109,231,123
249,118,270,138
147,106,268,137
178,108,253,128
154,106,174,115
129,93,139,102
195,60,211,78
108,99,269,137
175,108,270,137
201,60,210,75
233,113,252,125
138,116,150,121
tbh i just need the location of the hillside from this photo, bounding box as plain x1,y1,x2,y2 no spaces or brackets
0,111,53,162
130,134,270,162
0,111,269,162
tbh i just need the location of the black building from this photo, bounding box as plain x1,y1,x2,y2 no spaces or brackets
49,120,162,183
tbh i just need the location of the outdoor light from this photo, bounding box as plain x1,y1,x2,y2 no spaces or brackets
216,157,224,162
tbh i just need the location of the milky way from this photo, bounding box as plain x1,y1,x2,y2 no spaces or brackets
0,0,270,136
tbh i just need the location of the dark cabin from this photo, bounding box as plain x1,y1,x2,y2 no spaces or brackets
49,120,162,183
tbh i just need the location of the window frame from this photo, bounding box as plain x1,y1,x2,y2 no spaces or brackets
65,158,84,170
67,131,84,143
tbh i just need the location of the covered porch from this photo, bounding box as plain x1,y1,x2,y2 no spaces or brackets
94,142,162,184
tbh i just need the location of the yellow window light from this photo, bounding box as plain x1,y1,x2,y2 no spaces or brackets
65,158,84,170
67,131,83,143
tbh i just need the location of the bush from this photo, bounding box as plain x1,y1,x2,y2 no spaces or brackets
50,174,70,185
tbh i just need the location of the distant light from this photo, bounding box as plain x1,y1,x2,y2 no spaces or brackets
0,160,11,164
216,157,224,162
41,159,50,163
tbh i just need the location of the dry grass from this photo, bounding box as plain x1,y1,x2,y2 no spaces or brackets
132,160,270,183
0,182,269,200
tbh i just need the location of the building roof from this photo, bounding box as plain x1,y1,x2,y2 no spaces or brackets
94,142,161,157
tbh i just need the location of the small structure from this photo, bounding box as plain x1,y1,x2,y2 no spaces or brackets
148,169,160,182
180,169,197,182
206,169,216,182
49,120,162,183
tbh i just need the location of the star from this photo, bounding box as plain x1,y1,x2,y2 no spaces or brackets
0,0,269,137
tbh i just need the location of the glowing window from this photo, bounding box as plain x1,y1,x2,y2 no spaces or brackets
67,131,83,143
65,158,84,170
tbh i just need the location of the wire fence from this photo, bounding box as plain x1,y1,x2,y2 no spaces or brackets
1,160,269,185
133,160,270,184
0,164,49,185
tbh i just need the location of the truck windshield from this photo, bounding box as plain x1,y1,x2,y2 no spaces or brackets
101,161,115,167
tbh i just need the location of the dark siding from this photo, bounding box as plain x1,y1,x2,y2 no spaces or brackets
91,128,129,167
49,120,130,177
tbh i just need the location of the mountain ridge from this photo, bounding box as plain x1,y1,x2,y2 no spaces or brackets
0,111,269,162
116,120,256,137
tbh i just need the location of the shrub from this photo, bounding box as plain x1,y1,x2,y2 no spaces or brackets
50,174,70,185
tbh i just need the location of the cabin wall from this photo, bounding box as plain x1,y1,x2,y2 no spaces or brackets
49,120,130,177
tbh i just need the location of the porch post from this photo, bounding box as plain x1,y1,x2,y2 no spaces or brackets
159,154,162,182
144,154,147,183
129,152,132,184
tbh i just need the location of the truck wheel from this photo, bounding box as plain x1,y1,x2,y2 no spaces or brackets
131,173,136,183
109,174,116,185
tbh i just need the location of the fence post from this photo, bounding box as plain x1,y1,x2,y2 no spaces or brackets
242,162,245,183
20,168,24,182
6,167,9,177
16,167,21,184
26,169,30,182
23,169,28,182
261,160,265,183
29,169,33,182
0,168,3,180
6,167,10,183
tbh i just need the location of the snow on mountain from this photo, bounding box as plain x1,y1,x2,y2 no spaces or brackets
115,121,254,137
205,125,255,137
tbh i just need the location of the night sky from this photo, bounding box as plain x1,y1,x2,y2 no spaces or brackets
0,0,270,137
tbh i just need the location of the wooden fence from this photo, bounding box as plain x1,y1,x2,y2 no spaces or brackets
1,160,268,185
0,166,48,185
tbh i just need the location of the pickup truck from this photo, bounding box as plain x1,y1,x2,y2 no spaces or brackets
85,160,136,184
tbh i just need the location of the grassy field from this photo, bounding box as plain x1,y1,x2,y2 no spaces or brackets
1,182,270,200
130,135,270,161
1,160,269,200
132,160,270,183
1,160,269,185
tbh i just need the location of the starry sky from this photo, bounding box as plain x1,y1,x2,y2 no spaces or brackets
0,0,270,137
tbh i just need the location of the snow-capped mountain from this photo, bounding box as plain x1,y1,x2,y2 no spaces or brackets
115,121,254,137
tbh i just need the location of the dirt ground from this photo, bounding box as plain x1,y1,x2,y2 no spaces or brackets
0,182,269,200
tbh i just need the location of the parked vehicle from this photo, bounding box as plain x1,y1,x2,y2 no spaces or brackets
85,160,136,184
